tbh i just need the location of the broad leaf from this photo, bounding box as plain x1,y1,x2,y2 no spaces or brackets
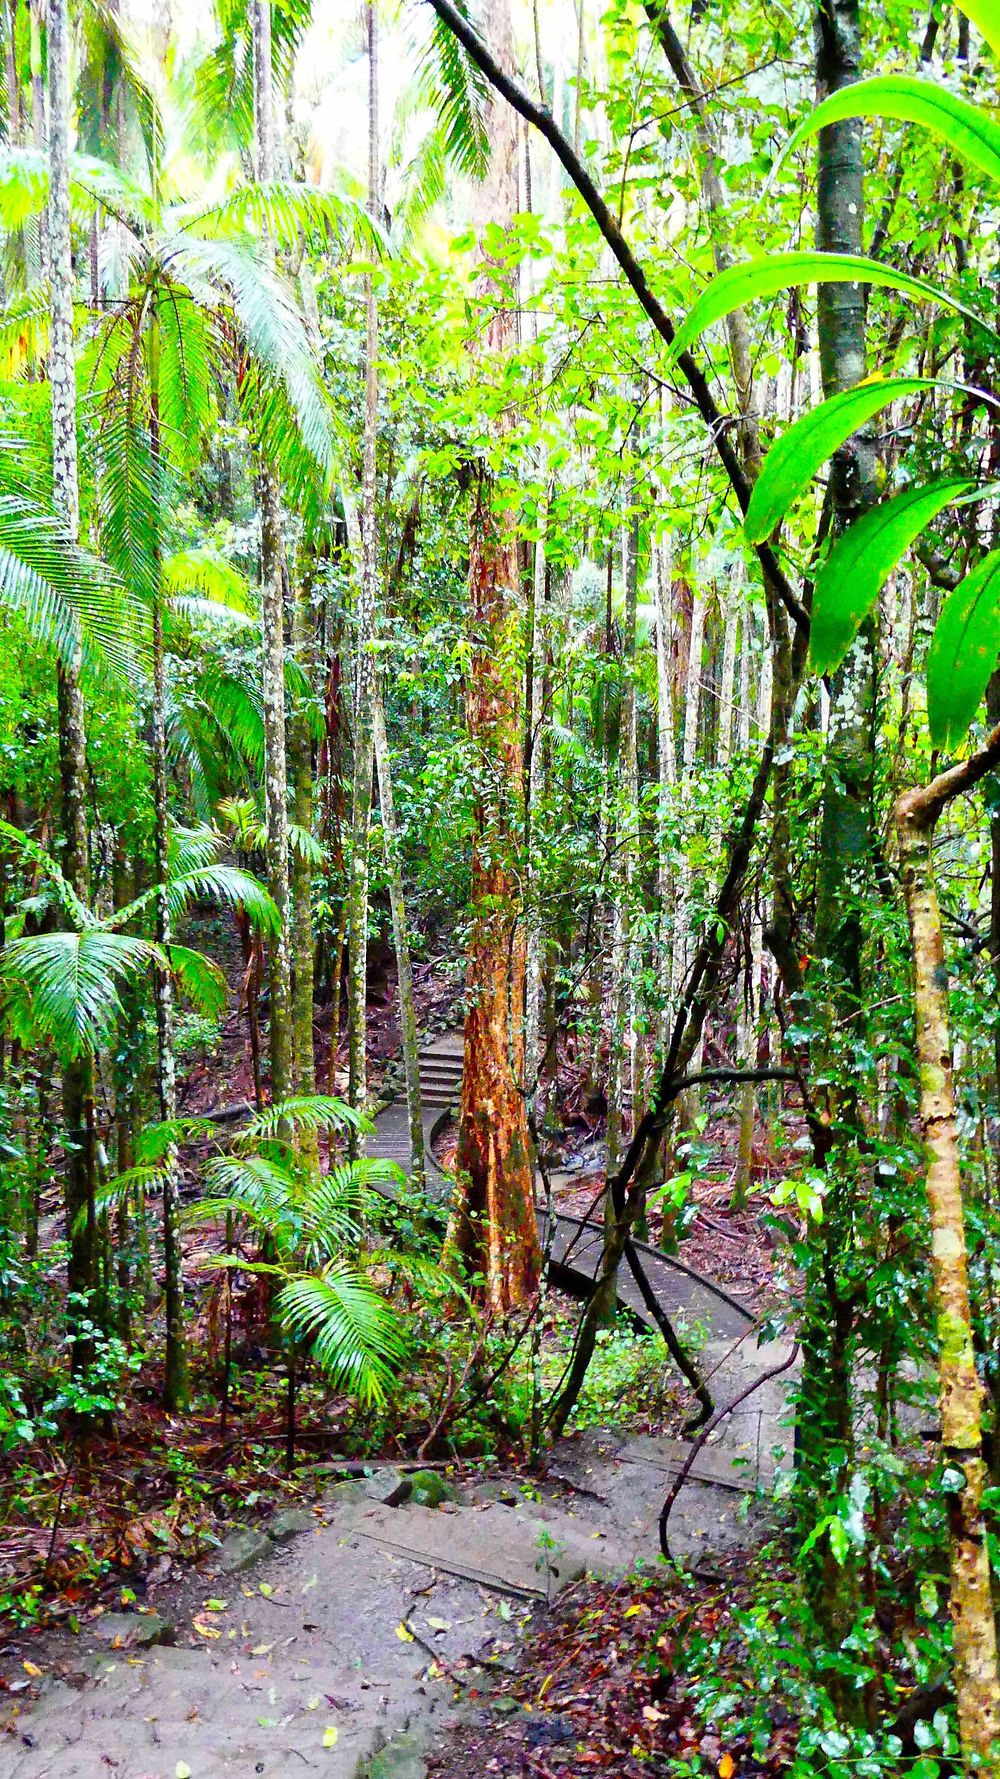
955,0,1000,56
745,377,938,542
927,550,1000,747
671,254,999,365
774,77,1000,186
810,479,980,674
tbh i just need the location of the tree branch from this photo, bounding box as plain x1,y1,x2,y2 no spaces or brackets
898,722,1000,834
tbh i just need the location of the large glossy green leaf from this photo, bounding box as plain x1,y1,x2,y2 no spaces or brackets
774,76,1000,185
927,550,1000,747
810,478,979,675
671,254,999,365
956,0,1000,57
745,377,938,542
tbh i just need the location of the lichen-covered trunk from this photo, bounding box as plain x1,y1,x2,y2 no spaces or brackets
373,687,424,1191
815,0,878,976
607,510,640,1179
346,0,380,1135
896,787,1000,1767
49,0,98,1347
252,0,292,1106
151,585,189,1412
260,477,293,1104
289,572,317,1169
799,1,878,1680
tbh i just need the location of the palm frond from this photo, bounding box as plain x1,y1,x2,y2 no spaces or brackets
174,180,387,260
0,818,94,930
167,234,335,478
370,1246,471,1304
154,285,220,472
0,489,142,681
244,1095,367,1143
0,148,49,228
414,0,491,180
94,402,159,610
162,546,254,614
277,1265,407,1406
136,1116,216,1161
1,931,163,1058
168,822,224,874
289,823,323,864
91,1164,169,1222
170,943,227,1017
0,287,50,379
110,861,279,937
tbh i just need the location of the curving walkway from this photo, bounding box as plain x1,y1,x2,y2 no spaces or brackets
370,1034,795,1502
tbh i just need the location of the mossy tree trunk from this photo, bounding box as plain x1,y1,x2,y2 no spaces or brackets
896,740,1000,1769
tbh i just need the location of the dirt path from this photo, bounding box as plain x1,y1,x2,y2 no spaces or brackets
0,1038,795,1778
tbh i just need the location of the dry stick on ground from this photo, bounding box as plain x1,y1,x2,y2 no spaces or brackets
658,1342,800,1561
895,722,1000,1761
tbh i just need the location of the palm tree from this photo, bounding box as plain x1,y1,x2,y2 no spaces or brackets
182,1096,408,1470
0,816,279,1368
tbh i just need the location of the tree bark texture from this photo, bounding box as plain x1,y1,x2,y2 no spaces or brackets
48,0,97,1341
347,0,380,1130
253,0,293,1106
896,757,1000,1769
448,0,540,1312
373,686,425,1191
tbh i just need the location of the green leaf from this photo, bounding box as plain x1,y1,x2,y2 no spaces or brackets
927,549,1000,747
828,1515,850,1566
169,944,228,1017
745,377,938,543
774,76,1000,186
672,254,999,366
809,478,981,674
1,932,163,1059
277,1265,407,1407
956,0,1000,57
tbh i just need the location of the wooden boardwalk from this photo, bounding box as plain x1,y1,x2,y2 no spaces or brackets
369,1034,754,1346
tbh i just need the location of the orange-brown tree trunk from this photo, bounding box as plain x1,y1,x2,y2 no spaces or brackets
447,0,539,1314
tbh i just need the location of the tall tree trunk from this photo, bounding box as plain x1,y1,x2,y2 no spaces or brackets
289,566,318,1169
149,377,189,1413
346,0,380,1137
653,536,677,1061
795,1,879,1686
253,0,292,1106
607,508,639,1178
524,524,546,1110
447,0,539,1310
733,611,772,1207
373,686,424,1191
896,741,1000,1768
48,0,96,1353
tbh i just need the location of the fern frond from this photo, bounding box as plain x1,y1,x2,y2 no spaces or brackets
277,1265,407,1406
243,1095,367,1143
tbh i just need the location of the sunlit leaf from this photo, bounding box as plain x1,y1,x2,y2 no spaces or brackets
927,549,1000,747
809,478,983,674
744,377,938,542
